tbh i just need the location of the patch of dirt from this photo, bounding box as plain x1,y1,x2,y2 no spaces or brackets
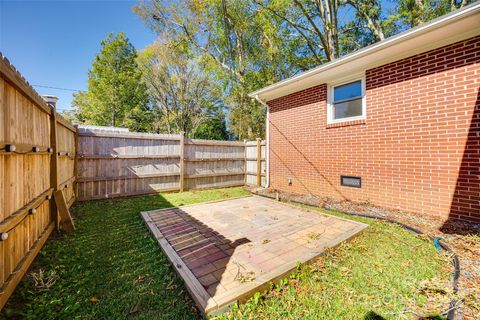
246,186,480,320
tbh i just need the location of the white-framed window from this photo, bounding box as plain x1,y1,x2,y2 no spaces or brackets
327,74,366,124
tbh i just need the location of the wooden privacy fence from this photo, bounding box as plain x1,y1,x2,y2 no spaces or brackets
0,55,76,309
0,54,265,310
245,139,266,187
76,128,265,201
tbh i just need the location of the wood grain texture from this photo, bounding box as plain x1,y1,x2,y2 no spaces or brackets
76,130,254,200
54,190,75,233
179,132,185,192
0,55,76,310
76,132,182,200
0,54,51,115
245,140,266,187
0,49,262,309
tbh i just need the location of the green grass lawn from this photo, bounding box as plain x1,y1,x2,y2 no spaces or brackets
1,187,450,320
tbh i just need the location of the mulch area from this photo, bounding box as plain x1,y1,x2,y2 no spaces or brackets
247,186,480,320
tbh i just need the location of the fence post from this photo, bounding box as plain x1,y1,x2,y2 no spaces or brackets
179,131,185,192
46,97,74,233
243,139,247,186
73,125,79,200
48,104,60,230
256,138,262,187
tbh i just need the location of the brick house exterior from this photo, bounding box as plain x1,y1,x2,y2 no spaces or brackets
251,5,480,224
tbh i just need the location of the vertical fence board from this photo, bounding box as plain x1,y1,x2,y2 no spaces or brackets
76,131,257,200
0,55,76,310
76,130,183,200
0,53,267,310
245,140,266,187
180,133,185,192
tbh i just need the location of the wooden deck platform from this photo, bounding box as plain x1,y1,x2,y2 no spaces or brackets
141,195,367,316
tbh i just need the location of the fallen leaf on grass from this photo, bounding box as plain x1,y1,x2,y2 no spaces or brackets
166,279,176,290
417,277,450,295
129,303,140,314
89,296,98,303
289,278,298,287
456,234,480,254
354,243,368,252
134,275,145,285
340,267,352,276
311,259,326,273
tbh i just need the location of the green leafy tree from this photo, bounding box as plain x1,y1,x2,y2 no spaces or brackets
71,33,151,131
134,0,395,139
135,0,281,139
193,107,230,140
134,0,473,139
137,41,225,137
393,0,473,29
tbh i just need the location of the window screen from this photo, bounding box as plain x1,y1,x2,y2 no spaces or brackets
333,80,363,120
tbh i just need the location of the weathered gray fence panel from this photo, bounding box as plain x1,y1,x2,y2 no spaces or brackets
184,139,245,190
76,129,182,200
76,130,261,200
245,140,266,187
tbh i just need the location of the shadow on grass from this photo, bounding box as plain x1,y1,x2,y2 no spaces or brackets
1,188,248,320
364,311,386,320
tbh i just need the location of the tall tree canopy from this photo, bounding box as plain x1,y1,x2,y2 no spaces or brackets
129,0,415,139
71,33,151,131
73,1,473,139
134,0,282,139
136,41,228,138
393,0,471,29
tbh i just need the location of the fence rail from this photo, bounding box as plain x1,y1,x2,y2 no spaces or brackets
246,139,267,187
0,55,76,309
0,53,266,310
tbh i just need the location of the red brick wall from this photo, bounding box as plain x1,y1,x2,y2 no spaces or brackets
267,35,480,224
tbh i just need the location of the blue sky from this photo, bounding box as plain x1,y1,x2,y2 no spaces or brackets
0,0,156,111
1,1,399,112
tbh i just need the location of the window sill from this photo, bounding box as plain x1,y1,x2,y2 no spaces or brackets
326,119,366,129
